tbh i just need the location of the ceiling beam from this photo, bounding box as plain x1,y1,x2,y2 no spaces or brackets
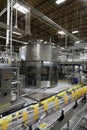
0,8,7,17
20,0,80,42
0,21,25,34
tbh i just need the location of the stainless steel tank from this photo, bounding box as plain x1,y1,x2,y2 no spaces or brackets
20,42,58,61
20,41,58,87
51,46,58,61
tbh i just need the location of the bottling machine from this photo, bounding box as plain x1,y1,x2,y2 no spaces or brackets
0,64,12,110
0,64,25,114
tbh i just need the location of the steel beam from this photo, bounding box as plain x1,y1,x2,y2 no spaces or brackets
20,0,80,42
0,8,7,17
0,1,80,42
0,22,25,34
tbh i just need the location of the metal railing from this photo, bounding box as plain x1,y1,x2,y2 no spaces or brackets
0,51,20,65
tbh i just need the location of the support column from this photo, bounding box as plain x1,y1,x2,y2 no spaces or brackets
10,0,13,59
6,0,13,59
6,0,10,52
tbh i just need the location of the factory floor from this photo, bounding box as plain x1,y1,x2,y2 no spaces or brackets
25,80,76,93
24,81,78,101
0,81,86,130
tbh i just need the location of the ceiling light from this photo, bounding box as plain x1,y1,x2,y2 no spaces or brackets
61,47,65,49
23,42,29,45
40,39,43,42
72,30,79,34
85,47,87,49
13,3,29,14
13,31,21,36
44,41,47,44
55,0,66,5
52,46,56,48
51,43,55,45
58,31,66,35
75,41,80,44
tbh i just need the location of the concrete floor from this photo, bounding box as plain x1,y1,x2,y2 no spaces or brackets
25,81,76,94
24,81,77,102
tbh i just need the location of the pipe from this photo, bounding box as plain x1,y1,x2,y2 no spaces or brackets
21,0,80,42
25,8,31,35
0,8,7,17
0,0,15,17
65,34,67,48
6,0,10,51
0,35,26,44
0,1,80,42
10,0,13,58
0,22,25,34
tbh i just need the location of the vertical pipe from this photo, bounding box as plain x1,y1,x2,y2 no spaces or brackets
36,61,41,87
72,48,74,62
10,0,13,59
6,0,10,52
65,34,67,48
49,61,52,87
15,9,18,28
25,8,31,35
50,36,51,42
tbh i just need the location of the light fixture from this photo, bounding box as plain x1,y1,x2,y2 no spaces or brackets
85,47,87,49
55,0,66,5
52,46,56,48
40,39,43,42
61,47,65,49
58,31,66,35
44,41,47,44
51,43,55,45
13,31,21,36
72,30,79,34
13,3,29,14
75,41,80,44
23,42,29,45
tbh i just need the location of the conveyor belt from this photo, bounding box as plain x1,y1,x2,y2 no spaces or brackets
49,101,87,130
64,102,87,130
0,84,87,130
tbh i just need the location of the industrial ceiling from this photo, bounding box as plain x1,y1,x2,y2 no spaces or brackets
0,0,87,52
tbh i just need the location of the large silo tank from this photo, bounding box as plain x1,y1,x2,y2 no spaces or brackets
20,41,58,87
20,43,54,61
